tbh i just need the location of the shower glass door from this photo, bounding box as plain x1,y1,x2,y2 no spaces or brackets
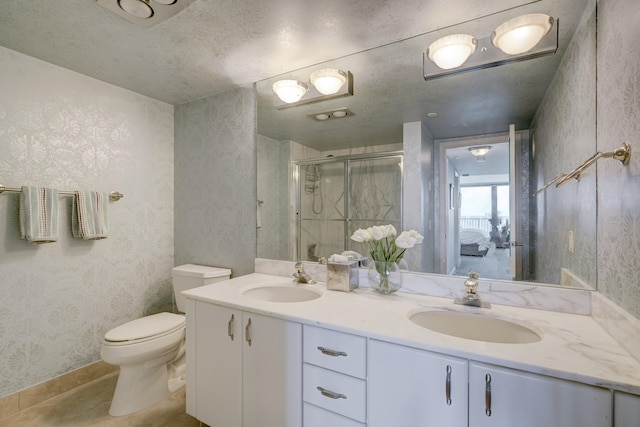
296,152,402,262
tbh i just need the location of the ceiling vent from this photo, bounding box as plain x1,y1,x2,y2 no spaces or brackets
97,0,195,28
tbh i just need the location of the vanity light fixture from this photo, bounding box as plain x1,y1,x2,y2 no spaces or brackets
492,14,554,55
424,13,558,80
97,0,194,28
272,80,309,103
427,34,477,70
310,69,348,95
272,70,353,109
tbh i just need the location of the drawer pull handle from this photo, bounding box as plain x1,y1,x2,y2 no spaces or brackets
228,314,234,341
317,346,347,357
445,365,452,405
485,373,492,417
245,318,252,346
317,386,347,400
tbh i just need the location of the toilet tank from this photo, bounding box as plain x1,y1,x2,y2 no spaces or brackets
172,264,231,313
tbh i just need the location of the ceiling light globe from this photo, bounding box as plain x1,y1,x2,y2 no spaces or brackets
153,0,177,4
118,0,154,18
272,80,309,103
469,146,492,157
427,34,477,70
310,69,347,95
492,14,554,55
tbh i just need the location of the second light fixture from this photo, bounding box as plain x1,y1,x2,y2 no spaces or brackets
273,68,351,106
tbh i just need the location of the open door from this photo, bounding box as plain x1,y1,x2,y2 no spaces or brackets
508,124,521,280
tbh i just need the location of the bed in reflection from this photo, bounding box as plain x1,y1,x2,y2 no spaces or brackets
460,228,492,257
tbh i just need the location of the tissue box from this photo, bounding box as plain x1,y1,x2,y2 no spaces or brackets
327,261,359,292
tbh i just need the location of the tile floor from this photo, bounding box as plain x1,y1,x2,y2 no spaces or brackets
1,372,201,427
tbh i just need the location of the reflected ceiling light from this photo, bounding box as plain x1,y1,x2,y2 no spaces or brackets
427,34,477,70
492,13,554,55
469,146,492,157
118,0,154,18
309,68,347,95
153,0,177,4
272,80,309,103
273,71,353,109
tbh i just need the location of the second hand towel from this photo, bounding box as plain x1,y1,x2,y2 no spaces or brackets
72,191,108,240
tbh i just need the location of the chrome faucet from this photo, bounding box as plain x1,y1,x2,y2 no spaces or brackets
454,270,491,308
292,262,315,284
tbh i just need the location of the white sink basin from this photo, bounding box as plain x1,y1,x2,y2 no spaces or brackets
409,310,541,344
242,284,321,303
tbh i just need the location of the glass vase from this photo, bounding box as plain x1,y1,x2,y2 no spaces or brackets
368,260,402,294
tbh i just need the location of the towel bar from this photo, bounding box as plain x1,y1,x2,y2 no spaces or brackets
0,185,123,201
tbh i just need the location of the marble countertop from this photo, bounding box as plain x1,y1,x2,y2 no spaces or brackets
183,272,640,394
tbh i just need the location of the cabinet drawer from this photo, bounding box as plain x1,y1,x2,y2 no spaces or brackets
304,325,366,378
303,364,367,423
304,403,366,427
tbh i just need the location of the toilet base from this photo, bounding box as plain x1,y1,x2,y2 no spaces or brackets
109,361,172,416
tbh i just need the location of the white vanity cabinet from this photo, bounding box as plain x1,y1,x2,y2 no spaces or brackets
368,340,469,427
185,300,302,427
302,325,367,426
614,391,640,427
468,362,612,427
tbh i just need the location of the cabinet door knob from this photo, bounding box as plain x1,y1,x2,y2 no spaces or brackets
485,373,492,417
317,386,347,400
228,314,234,341
317,346,347,357
445,365,452,405
245,318,252,346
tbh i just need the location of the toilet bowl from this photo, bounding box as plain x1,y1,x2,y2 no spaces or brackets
101,264,231,416
101,312,186,416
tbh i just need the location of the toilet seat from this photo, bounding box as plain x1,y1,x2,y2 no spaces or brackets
104,312,185,346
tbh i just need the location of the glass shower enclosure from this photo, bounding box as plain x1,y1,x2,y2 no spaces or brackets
294,152,403,262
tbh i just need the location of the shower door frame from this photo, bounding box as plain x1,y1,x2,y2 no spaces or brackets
292,151,404,262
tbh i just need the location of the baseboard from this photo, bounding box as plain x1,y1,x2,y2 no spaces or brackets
0,360,118,422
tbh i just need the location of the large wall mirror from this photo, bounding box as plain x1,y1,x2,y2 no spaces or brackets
256,0,597,289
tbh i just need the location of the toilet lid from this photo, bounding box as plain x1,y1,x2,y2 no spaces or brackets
105,312,185,342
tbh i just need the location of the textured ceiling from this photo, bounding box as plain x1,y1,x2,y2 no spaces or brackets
0,0,592,150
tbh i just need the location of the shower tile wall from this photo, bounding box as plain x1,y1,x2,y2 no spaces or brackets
0,47,175,398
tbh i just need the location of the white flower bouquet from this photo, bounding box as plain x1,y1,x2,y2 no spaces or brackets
350,224,424,264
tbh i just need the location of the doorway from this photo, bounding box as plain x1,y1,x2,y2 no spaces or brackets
438,134,513,280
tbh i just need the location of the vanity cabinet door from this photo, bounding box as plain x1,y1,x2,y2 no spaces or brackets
189,302,242,427
469,362,611,427
368,340,468,427
242,311,302,427
187,302,302,427
614,391,640,427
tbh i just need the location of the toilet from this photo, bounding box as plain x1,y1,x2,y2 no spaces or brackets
101,264,231,416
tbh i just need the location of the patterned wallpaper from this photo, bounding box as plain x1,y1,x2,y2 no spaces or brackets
529,4,597,287
174,87,257,277
597,0,640,318
0,47,175,397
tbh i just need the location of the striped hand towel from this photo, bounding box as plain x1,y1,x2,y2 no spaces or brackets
19,186,59,244
72,191,108,240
